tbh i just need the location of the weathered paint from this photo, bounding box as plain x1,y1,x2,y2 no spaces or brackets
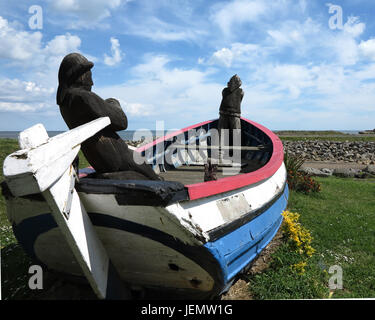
134,117,283,201
8,181,288,297
204,185,288,283
3,117,130,300
2,116,288,299
166,163,286,240
3,117,111,197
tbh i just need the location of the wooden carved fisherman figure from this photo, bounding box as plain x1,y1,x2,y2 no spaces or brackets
218,74,244,130
56,53,162,180
218,74,244,160
204,160,218,182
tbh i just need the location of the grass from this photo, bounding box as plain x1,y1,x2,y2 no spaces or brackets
275,130,350,136
280,136,375,142
1,138,375,299
247,177,375,299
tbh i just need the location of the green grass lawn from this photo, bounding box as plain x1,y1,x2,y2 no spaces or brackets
1,138,375,299
280,136,375,142
247,177,375,299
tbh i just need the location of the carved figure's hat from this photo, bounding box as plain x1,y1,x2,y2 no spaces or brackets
58,53,93,86
228,74,242,89
57,53,94,105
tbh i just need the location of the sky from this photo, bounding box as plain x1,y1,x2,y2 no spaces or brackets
0,0,374,131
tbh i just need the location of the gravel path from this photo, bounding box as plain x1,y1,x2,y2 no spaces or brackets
301,161,368,170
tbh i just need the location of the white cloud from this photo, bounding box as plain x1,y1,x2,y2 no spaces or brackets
208,43,259,67
210,48,233,68
121,102,154,116
97,55,223,126
48,0,128,29
0,16,83,114
104,37,124,66
343,16,365,38
252,63,316,99
359,38,375,60
265,15,366,66
44,34,82,56
266,18,321,54
210,0,266,36
0,16,82,70
0,16,43,61
123,16,206,42
0,78,54,112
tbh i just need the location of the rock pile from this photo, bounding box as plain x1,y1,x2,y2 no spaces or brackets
283,140,375,165
300,165,375,178
125,137,155,148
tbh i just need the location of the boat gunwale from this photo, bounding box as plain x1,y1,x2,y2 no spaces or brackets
136,117,284,201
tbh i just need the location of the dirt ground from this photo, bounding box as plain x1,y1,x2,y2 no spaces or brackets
301,161,367,170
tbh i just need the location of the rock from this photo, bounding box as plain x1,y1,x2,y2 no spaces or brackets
283,140,375,164
321,168,334,175
333,168,360,178
300,167,332,177
364,165,375,175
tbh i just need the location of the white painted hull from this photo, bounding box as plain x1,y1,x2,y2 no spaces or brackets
5,163,287,298
2,117,289,299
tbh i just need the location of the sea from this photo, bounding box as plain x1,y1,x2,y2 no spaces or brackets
0,130,362,140
0,130,159,140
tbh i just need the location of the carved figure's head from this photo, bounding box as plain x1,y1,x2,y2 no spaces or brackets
58,53,94,87
57,53,94,104
227,74,242,92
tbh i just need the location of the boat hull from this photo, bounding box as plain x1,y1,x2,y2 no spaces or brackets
4,165,287,299
2,117,289,299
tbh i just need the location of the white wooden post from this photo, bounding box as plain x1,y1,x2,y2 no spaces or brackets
3,117,131,300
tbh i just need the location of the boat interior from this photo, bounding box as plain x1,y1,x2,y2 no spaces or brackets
138,118,273,185
76,118,275,206
80,118,274,186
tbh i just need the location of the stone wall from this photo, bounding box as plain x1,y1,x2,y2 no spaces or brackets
283,140,375,165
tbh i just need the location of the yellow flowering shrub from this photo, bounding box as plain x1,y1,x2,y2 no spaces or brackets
291,261,307,275
282,210,316,275
282,210,315,257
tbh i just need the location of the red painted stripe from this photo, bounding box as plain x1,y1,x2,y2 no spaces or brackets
79,166,94,178
185,117,284,200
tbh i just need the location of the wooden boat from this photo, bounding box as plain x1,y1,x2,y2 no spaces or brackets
1,116,288,299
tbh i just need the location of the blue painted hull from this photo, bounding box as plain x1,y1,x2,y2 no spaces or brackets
205,185,288,293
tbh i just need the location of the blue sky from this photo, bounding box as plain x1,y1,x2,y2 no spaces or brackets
0,0,374,131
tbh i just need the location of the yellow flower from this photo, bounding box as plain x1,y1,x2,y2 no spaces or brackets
281,210,315,258
291,261,307,275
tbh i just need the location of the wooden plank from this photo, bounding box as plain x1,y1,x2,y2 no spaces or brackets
172,144,270,151
3,117,111,197
3,117,131,300
43,166,130,299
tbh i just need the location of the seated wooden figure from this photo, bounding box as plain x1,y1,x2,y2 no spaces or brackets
56,53,162,181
